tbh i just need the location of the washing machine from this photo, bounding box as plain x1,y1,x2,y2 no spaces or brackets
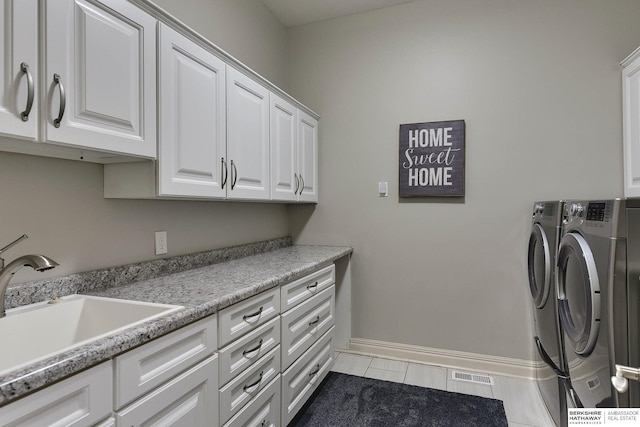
527,201,567,426
556,199,630,409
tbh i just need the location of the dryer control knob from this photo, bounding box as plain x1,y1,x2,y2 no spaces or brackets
570,204,584,217
534,203,544,215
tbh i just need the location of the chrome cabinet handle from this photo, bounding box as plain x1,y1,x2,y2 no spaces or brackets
221,158,228,189
309,363,321,377
243,370,263,392
299,175,305,195
231,160,238,190
308,315,320,327
53,73,65,128
20,63,34,122
243,306,263,322
306,282,318,292
294,173,299,194
242,339,263,357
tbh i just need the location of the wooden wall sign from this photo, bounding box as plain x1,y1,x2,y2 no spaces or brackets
399,120,465,197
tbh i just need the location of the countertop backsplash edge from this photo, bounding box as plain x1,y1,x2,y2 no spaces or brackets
4,236,293,310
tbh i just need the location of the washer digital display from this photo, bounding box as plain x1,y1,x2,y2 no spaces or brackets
586,202,606,221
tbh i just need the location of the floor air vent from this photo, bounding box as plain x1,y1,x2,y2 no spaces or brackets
452,370,494,385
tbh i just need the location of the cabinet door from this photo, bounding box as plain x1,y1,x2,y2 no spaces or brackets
623,49,640,197
116,355,218,427
158,23,226,198
0,0,38,140
298,110,318,202
226,67,270,200
270,93,298,201
281,328,335,426
0,362,112,427
43,0,156,158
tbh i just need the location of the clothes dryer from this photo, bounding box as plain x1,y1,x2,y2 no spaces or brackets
556,199,629,409
528,201,566,426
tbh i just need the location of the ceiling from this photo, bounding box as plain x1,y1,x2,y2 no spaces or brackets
261,0,415,27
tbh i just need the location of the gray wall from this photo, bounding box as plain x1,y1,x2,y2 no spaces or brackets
150,0,289,90
287,0,640,360
0,0,289,284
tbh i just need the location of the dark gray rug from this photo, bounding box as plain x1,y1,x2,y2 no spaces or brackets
289,372,508,427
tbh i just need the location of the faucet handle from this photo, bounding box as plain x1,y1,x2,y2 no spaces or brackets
0,235,28,268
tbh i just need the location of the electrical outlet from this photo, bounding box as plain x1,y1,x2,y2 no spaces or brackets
155,231,167,255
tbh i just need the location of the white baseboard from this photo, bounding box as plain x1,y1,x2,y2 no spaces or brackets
344,337,536,380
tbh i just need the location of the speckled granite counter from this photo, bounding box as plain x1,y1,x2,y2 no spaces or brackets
0,241,352,406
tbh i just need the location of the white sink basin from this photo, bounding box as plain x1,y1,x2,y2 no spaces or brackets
0,295,182,375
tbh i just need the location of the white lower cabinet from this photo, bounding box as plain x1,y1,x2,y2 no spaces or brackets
223,376,281,427
218,287,280,347
282,327,336,426
279,268,336,426
218,316,281,386
114,316,217,409
281,285,335,370
115,354,218,427
0,361,113,427
219,346,281,424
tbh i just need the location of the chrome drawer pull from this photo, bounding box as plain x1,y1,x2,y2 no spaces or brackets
309,363,321,377
306,282,318,292
221,157,228,189
242,339,263,357
52,73,65,128
231,160,238,190
20,62,34,122
243,306,264,322
308,316,320,327
243,370,264,393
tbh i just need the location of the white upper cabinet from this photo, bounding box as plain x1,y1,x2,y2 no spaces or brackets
0,0,38,140
158,23,226,198
42,0,156,159
270,93,298,202
623,47,640,198
270,94,318,203
226,67,270,200
297,110,318,202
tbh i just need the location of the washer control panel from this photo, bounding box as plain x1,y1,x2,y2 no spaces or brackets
586,202,606,222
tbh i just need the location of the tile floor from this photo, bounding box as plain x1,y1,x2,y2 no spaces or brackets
331,351,557,427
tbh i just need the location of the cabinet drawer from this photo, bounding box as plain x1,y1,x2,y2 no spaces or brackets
219,346,281,425
115,315,217,409
219,316,281,386
281,285,335,370
223,376,281,427
218,287,280,347
0,361,112,427
281,264,335,312
282,327,335,426
116,354,218,426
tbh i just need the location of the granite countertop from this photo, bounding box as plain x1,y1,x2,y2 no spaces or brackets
0,243,352,406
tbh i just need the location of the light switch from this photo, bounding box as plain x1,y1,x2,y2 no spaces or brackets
378,182,388,197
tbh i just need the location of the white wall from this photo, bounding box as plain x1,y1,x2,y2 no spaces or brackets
287,0,640,360
0,0,289,284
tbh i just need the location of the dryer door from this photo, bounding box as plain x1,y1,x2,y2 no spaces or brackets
556,231,601,356
528,223,552,308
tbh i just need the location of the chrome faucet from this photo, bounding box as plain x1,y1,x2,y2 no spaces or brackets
0,235,58,318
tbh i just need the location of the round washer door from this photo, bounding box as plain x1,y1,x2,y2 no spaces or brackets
528,223,551,308
556,231,601,356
